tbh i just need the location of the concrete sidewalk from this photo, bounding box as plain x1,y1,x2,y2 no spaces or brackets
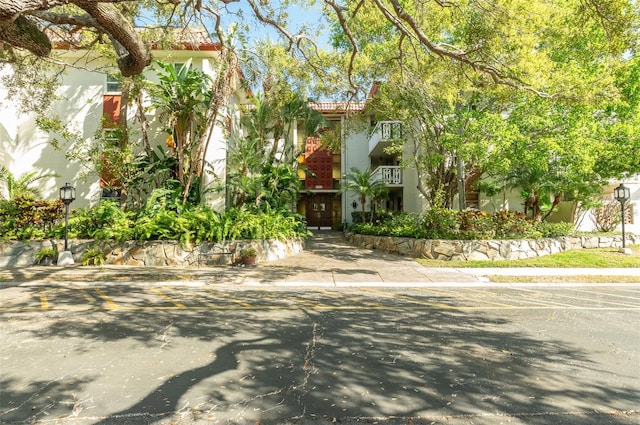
1,231,638,286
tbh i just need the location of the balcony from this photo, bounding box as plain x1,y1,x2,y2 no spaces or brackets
368,121,403,157
371,166,403,186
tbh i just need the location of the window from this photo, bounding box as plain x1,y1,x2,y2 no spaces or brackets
106,74,121,93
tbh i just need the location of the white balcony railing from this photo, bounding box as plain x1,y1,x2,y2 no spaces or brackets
371,166,403,186
368,121,403,156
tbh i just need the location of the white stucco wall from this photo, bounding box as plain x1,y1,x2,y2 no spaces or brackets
0,61,104,205
341,115,371,221
576,180,640,235
1,48,232,211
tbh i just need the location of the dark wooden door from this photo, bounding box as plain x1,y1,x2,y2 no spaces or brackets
306,194,333,228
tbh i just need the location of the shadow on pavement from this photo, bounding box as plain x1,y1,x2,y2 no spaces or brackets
1,288,638,424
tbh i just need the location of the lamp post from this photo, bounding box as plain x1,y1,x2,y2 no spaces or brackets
613,183,631,254
58,183,76,265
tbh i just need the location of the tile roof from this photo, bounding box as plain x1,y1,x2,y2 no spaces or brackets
48,27,220,51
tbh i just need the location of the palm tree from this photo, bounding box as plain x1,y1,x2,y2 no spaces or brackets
150,60,213,204
0,166,59,200
342,167,388,223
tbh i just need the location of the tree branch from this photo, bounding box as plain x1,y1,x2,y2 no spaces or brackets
323,0,361,93
0,14,51,56
75,1,150,76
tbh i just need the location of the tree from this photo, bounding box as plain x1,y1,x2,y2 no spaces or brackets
226,89,325,210
368,58,518,208
342,167,388,223
3,0,635,96
148,46,238,204
150,60,213,203
359,0,640,217
325,0,637,97
0,0,151,77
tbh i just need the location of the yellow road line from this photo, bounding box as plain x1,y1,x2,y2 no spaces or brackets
94,288,118,310
206,289,252,307
359,288,456,309
39,294,48,310
80,289,96,303
514,287,640,308
455,287,578,308
1,304,638,312
151,288,186,308
569,288,640,304
316,289,381,307
426,287,515,308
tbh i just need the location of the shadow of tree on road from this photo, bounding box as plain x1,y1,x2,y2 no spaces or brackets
0,289,638,424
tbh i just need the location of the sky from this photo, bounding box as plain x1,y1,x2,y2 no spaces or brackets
219,1,331,49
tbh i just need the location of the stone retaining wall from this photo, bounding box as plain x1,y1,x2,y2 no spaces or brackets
0,238,305,267
345,233,639,261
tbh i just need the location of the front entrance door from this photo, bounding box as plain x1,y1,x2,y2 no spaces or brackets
306,194,334,228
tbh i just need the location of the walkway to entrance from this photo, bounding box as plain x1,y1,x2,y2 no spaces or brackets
251,230,480,286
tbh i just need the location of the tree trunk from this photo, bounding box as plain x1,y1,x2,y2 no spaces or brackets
542,193,563,222
0,1,150,77
75,1,150,77
0,15,51,56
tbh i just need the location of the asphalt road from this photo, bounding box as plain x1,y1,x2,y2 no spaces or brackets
1,283,639,424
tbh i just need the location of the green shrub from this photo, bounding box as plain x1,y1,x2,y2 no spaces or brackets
0,197,63,240
535,221,575,237
458,210,495,239
348,208,574,241
35,247,57,264
422,205,459,239
2,192,309,244
68,200,134,242
82,246,106,266
491,210,539,239
381,213,425,237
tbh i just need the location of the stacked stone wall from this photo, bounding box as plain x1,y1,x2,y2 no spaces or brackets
0,238,305,267
344,233,639,261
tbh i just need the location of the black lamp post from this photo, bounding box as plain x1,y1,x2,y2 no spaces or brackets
59,183,76,251
613,183,630,251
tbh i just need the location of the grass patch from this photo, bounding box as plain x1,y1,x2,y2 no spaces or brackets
416,245,640,268
488,275,640,284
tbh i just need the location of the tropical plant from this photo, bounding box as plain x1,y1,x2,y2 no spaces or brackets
227,89,324,210
82,247,106,266
0,166,58,200
149,54,238,205
149,60,212,203
239,247,257,258
342,167,388,224
34,247,57,265
0,197,63,240
67,200,134,242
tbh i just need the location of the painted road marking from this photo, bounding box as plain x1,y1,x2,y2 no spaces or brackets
359,287,456,309
424,287,517,308
1,304,638,312
39,293,48,310
94,288,118,309
316,289,381,307
150,287,186,308
206,288,252,307
513,287,640,308
80,289,96,303
456,287,579,308
568,287,640,304
1,287,638,312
